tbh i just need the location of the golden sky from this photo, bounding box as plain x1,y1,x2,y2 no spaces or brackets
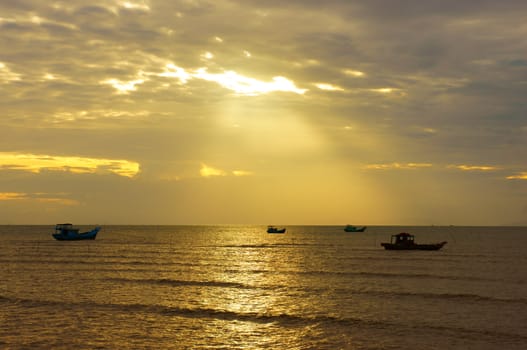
1,0,526,225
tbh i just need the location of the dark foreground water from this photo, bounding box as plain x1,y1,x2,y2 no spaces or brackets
1,225,526,349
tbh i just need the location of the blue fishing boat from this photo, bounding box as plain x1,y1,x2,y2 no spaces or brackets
52,223,101,241
344,225,367,232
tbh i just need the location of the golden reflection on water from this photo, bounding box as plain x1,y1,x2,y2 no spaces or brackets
183,226,321,348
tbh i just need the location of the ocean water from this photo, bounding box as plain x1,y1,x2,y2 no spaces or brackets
1,225,526,349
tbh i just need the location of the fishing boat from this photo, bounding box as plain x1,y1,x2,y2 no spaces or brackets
267,226,286,234
52,223,101,241
381,232,446,250
344,225,367,232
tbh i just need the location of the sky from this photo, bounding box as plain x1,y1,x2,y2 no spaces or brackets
1,0,526,225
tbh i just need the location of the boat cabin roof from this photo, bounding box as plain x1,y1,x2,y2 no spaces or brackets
391,232,415,244
55,223,74,229
393,232,414,238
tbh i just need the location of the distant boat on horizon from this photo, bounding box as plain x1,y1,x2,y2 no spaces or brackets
267,226,286,234
380,232,446,251
344,225,367,232
52,223,101,241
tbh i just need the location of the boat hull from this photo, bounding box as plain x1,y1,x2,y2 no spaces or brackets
267,229,286,234
381,242,447,251
344,226,367,232
52,227,100,241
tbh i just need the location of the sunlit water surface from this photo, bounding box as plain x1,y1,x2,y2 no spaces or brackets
1,225,526,349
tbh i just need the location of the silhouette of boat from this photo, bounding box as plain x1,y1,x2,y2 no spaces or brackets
267,226,286,234
52,223,101,241
344,225,367,232
381,232,446,250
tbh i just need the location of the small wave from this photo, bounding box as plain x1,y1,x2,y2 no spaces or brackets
297,269,496,282
220,244,277,248
218,268,492,282
363,290,527,305
121,275,527,306
2,295,527,343
0,294,322,325
221,268,484,281
0,258,210,269
105,277,249,289
0,294,402,329
218,243,325,248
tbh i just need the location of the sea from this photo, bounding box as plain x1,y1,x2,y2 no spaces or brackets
1,225,526,350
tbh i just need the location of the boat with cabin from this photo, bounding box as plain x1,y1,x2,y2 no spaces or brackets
267,226,286,234
52,223,101,241
381,232,446,250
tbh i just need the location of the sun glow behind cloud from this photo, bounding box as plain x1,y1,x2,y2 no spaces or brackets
0,152,140,178
119,1,150,11
193,69,307,96
506,172,527,180
200,164,253,178
102,62,306,96
0,192,80,205
0,62,21,82
449,165,499,171
315,83,344,91
370,88,397,94
101,78,145,94
200,164,227,177
364,163,433,170
0,192,27,200
232,170,253,177
344,69,365,77
159,64,192,83
200,52,214,60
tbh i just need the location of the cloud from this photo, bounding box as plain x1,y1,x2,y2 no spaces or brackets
315,83,344,91
0,62,21,83
364,162,433,170
200,164,227,177
118,1,151,12
232,170,253,177
100,62,307,96
506,172,527,180
0,192,27,200
448,165,500,171
100,78,146,94
0,192,79,205
193,69,307,96
343,69,365,77
0,152,140,178
158,64,192,83
200,164,253,178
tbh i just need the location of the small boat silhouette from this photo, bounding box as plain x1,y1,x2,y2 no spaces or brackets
381,232,446,250
267,226,286,234
344,225,367,232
